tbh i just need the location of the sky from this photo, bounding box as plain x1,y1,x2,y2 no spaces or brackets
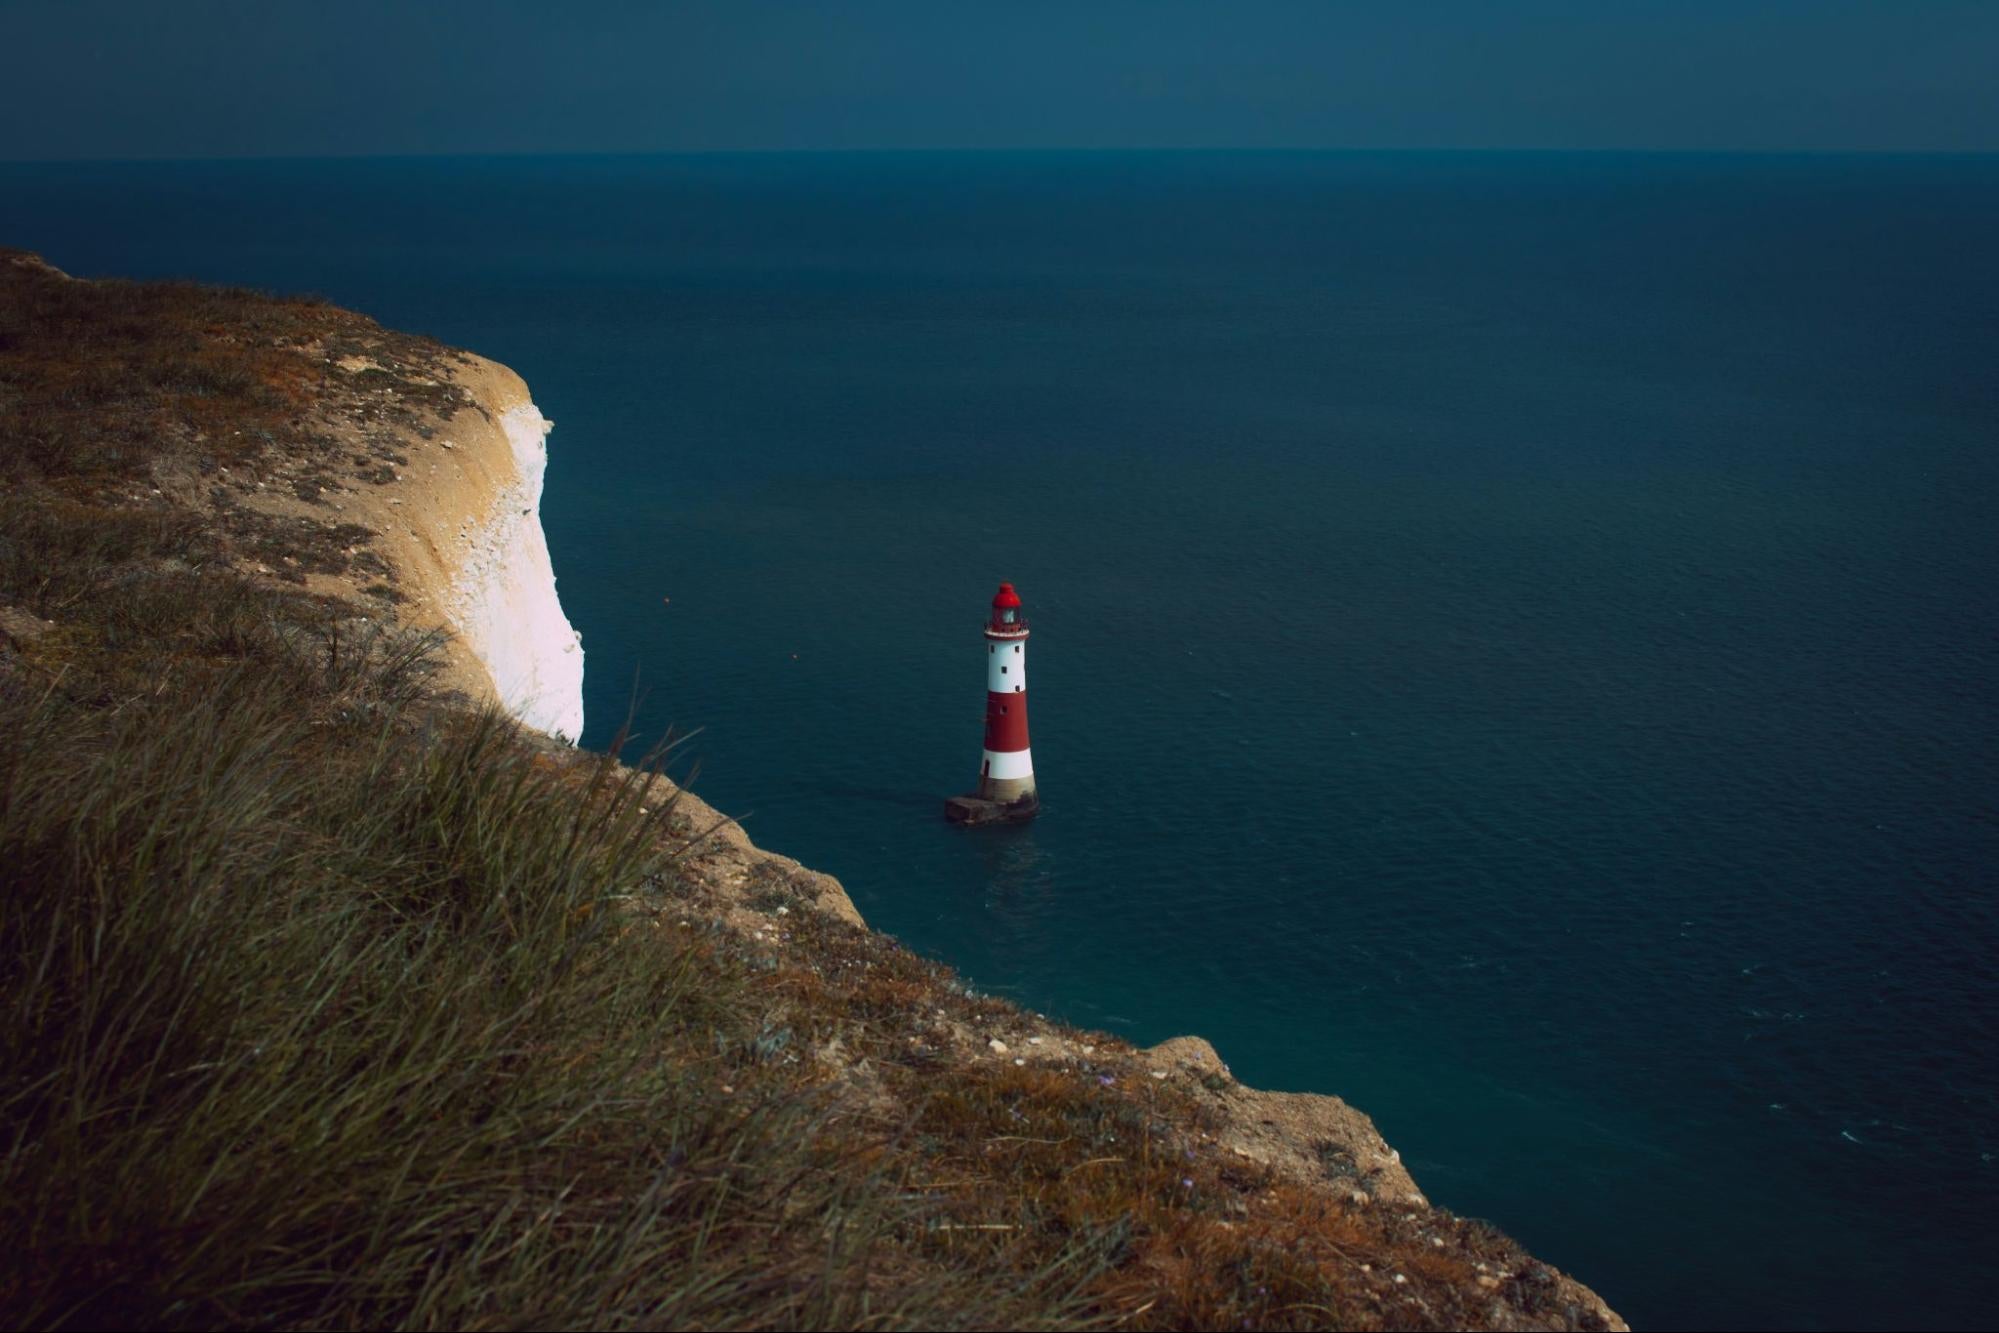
4,0,1997,160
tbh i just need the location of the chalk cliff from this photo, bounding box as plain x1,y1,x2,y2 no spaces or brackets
425,367,583,740
268,351,584,740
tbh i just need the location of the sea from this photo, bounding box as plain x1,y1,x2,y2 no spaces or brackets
4,152,1994,1330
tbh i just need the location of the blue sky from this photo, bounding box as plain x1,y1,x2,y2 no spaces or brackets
5,1,1996,159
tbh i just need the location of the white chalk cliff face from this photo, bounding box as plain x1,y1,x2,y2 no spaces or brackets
446,398,585,741
245,348,583,741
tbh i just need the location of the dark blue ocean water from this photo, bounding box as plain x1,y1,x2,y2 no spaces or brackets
5,153,1995,1330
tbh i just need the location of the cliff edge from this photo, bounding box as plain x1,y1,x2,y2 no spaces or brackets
0,250,1622,1331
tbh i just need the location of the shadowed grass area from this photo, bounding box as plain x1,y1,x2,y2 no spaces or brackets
0,666,1098,1330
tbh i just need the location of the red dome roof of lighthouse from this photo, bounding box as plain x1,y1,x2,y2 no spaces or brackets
992,582,1022,609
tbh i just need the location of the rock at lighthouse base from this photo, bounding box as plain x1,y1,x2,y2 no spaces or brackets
943,793,1040,826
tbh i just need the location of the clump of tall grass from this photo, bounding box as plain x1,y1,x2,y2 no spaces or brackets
0,659,1067,1329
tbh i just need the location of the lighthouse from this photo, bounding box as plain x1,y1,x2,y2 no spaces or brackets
944,581,1040,824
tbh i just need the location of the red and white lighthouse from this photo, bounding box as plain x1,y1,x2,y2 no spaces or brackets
946,581,1039,823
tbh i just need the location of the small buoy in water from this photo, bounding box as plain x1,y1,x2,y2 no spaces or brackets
661,596,671,606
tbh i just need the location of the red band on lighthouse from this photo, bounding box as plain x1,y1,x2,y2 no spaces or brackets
977,582,1037,806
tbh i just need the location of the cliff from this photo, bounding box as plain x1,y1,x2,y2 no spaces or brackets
339,354,584,740
0,250,1622,1331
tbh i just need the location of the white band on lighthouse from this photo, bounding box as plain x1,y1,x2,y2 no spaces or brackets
982,747,1035,779
986,640,1027,693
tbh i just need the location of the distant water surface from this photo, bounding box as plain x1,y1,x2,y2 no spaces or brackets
5,152,1996,1330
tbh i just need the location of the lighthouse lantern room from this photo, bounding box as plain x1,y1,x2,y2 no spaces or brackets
944,581,1040,825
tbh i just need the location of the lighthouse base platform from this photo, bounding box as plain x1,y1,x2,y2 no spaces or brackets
943,792,1040,826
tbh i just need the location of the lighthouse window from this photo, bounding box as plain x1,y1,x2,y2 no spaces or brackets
1015,685,1022,692
1000,665,1008,674
1013,645,1021,653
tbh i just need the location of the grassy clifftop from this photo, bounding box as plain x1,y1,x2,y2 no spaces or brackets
0,251,1621,1331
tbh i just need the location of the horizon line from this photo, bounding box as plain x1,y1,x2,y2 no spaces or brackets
6,145,1999,168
